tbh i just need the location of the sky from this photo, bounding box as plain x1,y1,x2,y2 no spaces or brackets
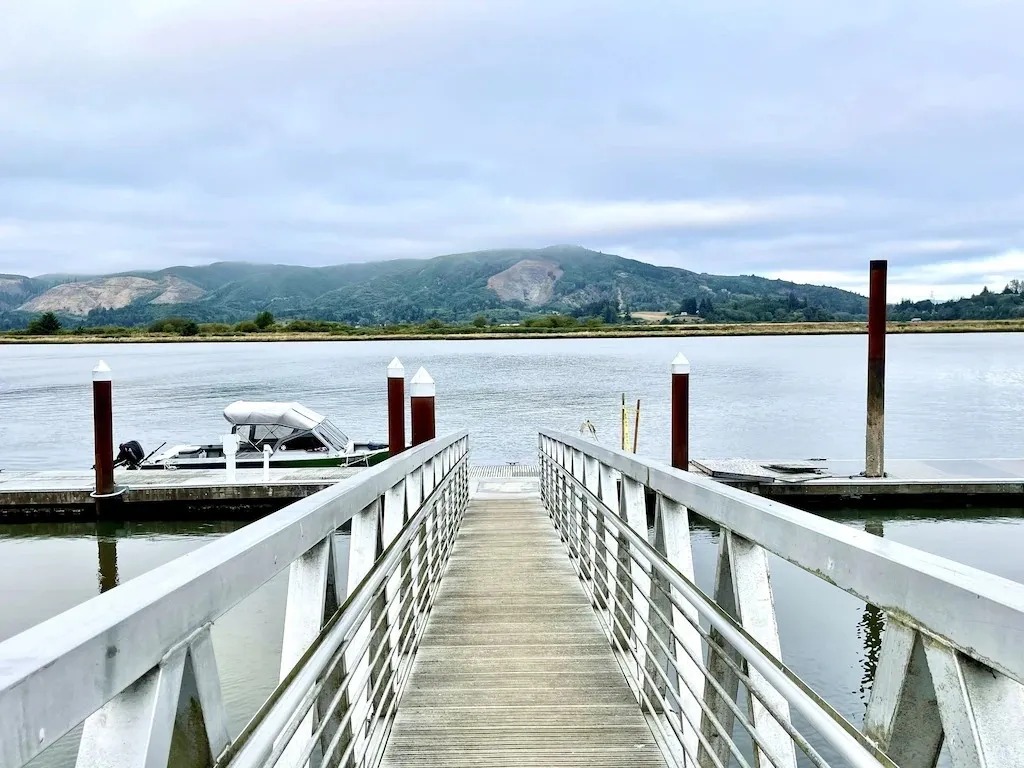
2,1,1023,300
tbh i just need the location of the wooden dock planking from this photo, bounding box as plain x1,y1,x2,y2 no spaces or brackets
380,481,667,768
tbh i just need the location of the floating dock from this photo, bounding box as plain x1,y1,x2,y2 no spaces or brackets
3,457,1024,518
0,467,364,518
693,457,1024,506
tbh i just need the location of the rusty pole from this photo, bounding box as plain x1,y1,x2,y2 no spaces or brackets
410,367,436,446
92,360,116,498
387,357,406,456
866,259,887,477
671,353,690,470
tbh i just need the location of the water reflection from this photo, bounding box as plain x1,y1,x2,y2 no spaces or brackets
96,522,120,593
857,517,887,704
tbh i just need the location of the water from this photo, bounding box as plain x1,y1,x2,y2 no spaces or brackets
2,334,1023,467
2,334,1023,765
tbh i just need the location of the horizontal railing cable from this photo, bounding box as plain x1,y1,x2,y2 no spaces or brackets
222,451,467,768
543,447,894,768
560,479,833,768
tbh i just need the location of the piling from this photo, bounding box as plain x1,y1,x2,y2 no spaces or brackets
223,434,239,484
263,445,272,482
91,361,117,502
671,353,690,471
866,260,887,477
410,367,436,446
387,357,407,456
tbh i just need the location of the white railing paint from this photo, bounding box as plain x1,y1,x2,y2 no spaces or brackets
539,430,1024,768
0,432,469,768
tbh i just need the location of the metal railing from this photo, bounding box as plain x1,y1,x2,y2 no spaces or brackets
539,430,1024,768
0,432,469,768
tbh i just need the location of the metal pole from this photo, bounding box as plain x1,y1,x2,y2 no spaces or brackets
632,399,641,454
866,259,887,477
387,357,406,456
410,367,436,446
91,361,115,498
621,393,627,451
671,353,690,470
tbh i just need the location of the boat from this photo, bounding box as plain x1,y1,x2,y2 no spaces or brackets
137,401,389,470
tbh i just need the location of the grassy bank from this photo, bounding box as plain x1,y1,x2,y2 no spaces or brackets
3,318,1023,344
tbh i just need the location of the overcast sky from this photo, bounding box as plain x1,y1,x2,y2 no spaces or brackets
2,1,1023,299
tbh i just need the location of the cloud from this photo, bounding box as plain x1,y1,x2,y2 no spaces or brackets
0,0,1023,297
768,251,1024,300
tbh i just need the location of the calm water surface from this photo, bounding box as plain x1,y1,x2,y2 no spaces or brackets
2,335,1023,766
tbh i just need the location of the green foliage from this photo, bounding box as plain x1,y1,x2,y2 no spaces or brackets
199,323,233,335
472,314,488,327
888,281,1024,322
284,319,334,333
235,320,259,333
422,318,444,329
6,246,877,328
27,312,62,335
523,314,578,329
148,316,201,335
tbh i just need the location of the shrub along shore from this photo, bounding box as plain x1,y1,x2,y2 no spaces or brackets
2,313,1023,344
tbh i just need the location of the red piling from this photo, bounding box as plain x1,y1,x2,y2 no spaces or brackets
387,357,406,456
410,367,436,446
92,361,116,498
866,260,887,477
671,353,690,471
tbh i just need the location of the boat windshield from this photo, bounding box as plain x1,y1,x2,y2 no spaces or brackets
315,419,350,451
249,424,301,446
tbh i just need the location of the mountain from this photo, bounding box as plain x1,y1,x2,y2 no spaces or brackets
2,246,870,326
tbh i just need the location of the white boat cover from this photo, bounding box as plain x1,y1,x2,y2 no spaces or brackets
223,401,324,431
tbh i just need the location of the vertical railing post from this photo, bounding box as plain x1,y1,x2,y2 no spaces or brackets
671,354,690,471
866,259,887,478
382,478,407,704
345,498,382,764
583,455,604,607
410,367,436,446
387,357,406,456
405,465,425,654
91,361,117,504
277,535,334,767
700,531,797,768
599,460,618,645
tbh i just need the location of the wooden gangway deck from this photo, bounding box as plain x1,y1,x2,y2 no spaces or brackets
380,475,668,768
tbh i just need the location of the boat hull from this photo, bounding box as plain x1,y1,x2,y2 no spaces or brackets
140,449,390,471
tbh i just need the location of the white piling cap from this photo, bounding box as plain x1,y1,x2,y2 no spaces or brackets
671,353,690,375
410,367,435,398
387,357,405,378
92,360,112,382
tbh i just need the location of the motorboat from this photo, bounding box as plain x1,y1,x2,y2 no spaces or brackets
134,401,389,470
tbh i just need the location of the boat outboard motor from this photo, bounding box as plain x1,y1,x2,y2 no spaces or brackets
114,440,146,470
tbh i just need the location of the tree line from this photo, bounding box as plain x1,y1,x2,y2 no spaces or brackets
6,279,1022,336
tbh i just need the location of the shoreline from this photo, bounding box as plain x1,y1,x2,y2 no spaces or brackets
2,319,1023,344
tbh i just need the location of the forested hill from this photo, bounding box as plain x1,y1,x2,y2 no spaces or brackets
4,245,874,328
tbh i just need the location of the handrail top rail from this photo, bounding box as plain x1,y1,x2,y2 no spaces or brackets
0,431,468,768
226,448,469,768
540,429,1024,683
544,454,892,767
